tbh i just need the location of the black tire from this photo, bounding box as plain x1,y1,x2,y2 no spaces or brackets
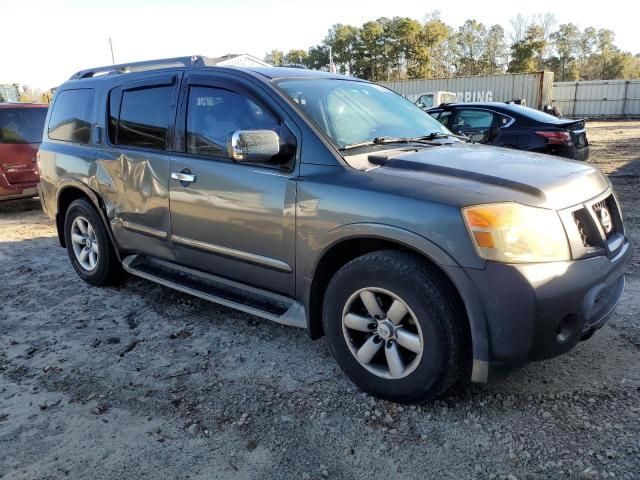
322,250,466,404
63,198,122,286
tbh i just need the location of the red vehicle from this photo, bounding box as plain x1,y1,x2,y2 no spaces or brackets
0,103,48,200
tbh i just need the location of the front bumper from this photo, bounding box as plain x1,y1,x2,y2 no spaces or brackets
465,240,630,365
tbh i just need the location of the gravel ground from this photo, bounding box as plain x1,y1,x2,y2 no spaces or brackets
1,121,639,480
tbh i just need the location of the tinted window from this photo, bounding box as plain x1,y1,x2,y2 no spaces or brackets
0,108,48,144
454,109,495,129
48,89,93,144
512,105,570,124
186,86,279,158
114,86,173,150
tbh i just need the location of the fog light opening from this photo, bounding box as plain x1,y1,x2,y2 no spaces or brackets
556,315,578,343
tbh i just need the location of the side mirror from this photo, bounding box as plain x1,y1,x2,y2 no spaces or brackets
228,130,280,162
468,133,486,143
416,102,426,109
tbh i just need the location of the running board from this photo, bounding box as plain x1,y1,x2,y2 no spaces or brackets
121,255,306,329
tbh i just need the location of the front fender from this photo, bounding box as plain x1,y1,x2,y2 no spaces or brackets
313,222,460,271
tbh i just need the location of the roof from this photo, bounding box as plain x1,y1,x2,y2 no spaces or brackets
66,55,355,82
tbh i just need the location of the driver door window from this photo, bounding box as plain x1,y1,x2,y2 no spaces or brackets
186,86,279,159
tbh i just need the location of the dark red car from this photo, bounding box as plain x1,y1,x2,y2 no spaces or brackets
0,103,48,200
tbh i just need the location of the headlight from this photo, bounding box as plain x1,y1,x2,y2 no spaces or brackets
461,203,570,263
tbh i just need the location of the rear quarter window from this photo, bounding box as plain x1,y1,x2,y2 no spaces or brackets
48,89,94,144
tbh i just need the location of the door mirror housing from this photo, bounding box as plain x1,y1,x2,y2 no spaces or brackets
228,130,280,162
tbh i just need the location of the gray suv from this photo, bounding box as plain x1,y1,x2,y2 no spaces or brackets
38,57,631,403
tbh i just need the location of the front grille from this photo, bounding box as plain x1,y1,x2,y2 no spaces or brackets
592,197,616,239
573,213,590,247
568,193,623,255
573,209,600,247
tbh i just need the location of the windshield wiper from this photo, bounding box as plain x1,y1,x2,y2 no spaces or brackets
339,132,467,151
417,132,470,141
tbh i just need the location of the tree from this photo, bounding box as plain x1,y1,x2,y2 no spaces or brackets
383,17,428,80
304,45,330,70
509,14,530,44
482,25,507,74
354,19,386,80
264,50,284,66
508,25,546,73
596,29,616,79
422,18,452,78
269,13,636,82
324,24,359,74
551,23,580,81
284,49,308,66
454,19,487,76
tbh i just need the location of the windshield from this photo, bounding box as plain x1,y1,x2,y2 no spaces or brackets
0,107,48,144
276,79,451,148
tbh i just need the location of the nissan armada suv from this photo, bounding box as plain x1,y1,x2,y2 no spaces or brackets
38,57,631,403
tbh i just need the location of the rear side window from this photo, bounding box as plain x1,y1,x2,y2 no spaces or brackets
453,109,496,129
48,89,93,144
0,108,48,144
109,85,173,150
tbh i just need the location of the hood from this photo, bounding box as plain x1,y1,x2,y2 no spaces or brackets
367,143,609,210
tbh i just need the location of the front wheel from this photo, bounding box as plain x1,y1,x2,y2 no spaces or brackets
322,250,466,403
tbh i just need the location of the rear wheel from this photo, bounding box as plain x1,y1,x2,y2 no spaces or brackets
322,250,465,403
64,198,122,286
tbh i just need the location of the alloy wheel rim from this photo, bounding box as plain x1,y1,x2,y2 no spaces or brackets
70,216,99,271
341,287,424,380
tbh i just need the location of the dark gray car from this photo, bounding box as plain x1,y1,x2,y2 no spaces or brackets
38,57,631,403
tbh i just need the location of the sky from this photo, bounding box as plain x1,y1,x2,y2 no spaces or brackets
1,0,637,89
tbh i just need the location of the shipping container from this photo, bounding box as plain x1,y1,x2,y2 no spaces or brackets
379,72,554,110
552,79,640,118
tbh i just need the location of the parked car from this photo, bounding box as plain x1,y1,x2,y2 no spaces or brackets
427,102,590,160
38,57,630,403
415,91,457,109
0,103,48,200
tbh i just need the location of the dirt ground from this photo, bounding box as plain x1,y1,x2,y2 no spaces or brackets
1,121,639,480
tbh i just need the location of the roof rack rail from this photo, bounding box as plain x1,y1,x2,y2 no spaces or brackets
69,55,211,80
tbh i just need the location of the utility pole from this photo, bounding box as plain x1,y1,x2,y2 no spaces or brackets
328,45,335,73
109,37,115,65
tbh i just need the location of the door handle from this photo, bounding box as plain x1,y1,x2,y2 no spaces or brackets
171,171,197,184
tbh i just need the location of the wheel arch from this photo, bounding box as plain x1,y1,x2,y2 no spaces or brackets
55,180,120,261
